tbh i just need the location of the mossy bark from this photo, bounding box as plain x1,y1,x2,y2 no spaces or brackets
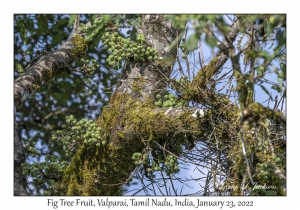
14,119,28,196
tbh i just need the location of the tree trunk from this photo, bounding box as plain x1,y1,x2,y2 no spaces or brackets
14,119,28,195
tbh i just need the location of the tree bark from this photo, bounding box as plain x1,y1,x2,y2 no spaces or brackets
14,16,80,108
14,119,28,195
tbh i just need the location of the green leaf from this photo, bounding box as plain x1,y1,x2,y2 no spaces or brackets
85,22,104,41
282,88,286,98
264,120,270,127
266,22,273,36
279,63,286,81
130,28,137,42
52,33,63,45
277,77,283,89
19,23,28,44
205,35,218,48
277,30,286,49
206,14,216,22
167,31,184,52
271,85,282,93
90,14,98,26
37,16,48,33
58,18,68,26
27,19,35,35
258,84,273,100
215,17,230,34
113,14,124,22
57,19,68,28
68,14,77,27
15,61,24,73
277,71,284,79
186,34,198,52
248,50,259,58
129,17,141,26
101,14,112,23
54,19,68,32
259,50,270,59
256,66,265,75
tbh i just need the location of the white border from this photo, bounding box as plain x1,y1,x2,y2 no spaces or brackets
2,1,298,209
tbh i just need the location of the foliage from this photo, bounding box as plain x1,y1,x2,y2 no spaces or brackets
14,14,117,195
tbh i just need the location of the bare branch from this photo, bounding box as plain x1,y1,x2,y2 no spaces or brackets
14,15,81,108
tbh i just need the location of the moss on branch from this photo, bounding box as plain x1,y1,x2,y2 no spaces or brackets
71,34,88,58
61,77,208,195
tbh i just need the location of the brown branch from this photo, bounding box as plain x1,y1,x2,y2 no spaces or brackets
14,119,28,195
14,15,81,109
